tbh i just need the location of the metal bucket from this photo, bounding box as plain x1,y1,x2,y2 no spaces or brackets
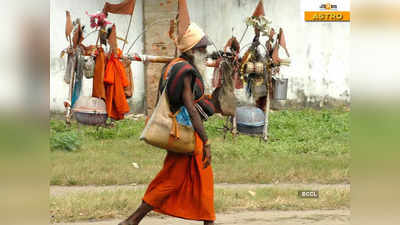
273,78,288,100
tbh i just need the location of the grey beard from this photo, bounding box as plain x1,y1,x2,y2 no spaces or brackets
192,51,208,79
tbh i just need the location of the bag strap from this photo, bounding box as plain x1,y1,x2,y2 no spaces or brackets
158,57,203,118
156,58,185,103
164,58,185,80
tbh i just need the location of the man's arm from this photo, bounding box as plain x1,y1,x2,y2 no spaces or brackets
182,75,208,143
182,75,211,168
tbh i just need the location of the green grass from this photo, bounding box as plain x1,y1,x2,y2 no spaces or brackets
50,109,350,185
50,186,350,223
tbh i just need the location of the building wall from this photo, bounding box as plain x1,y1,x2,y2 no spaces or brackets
50,0,350,113
143,0,350,113
186,0,350,108
50,0,145,113
143,0,177,115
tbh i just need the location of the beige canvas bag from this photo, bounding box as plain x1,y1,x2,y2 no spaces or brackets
139,59,196,153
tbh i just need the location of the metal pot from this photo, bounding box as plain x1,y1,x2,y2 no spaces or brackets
273,77,288,100
72,96,108,125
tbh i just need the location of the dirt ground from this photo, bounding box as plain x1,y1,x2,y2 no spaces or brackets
52,184,350,224
57,210,350,225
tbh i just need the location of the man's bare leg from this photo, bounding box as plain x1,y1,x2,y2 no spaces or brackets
204,220,214,225
118,201,153,225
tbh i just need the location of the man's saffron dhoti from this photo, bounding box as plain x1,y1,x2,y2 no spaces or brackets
143,133,215,221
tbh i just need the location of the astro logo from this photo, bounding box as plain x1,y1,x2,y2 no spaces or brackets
320,3,338,10
305,2,350,22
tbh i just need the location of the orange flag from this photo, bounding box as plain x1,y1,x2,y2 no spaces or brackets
72,23,83,49
103,0,136,15
108,25,118,54
279,28,290,57
252,0,265,17
65,11,73,39
272,43,280,65
177,0,190,42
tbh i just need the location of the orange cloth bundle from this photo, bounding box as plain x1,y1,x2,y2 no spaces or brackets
92,47,106,100
122,58,134,99
104,49,130,120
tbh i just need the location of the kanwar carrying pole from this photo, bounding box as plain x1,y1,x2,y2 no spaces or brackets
127,53,219,67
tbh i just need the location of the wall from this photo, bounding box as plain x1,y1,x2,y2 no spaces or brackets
50,0,144,113
185,0,350,108
50,0,350,113
143,0,177,115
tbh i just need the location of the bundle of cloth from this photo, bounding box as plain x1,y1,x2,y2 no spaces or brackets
92,46,133,120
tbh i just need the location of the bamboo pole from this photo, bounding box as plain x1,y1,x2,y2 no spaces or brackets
263,70,271,141
239,25,249,45
65,24,75,124
66,53,76,124
232,115,238,136
122,14,134,52
127,54,220,67
96,29,100,47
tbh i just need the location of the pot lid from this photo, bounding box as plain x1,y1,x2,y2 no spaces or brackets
236,106,265,127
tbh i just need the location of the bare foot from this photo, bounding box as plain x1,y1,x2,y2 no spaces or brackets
118,221,137,225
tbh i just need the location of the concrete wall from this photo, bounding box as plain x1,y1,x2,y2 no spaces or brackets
50,0,144,113
143,0,178,115
186,0,350,108
50,0,350,113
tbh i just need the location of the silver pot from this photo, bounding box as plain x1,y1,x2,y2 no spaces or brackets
273,77,288,100
72,96,107,125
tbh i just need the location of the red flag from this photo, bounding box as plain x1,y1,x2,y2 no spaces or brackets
279,28,290,57
103,0,136,15
252,0,265,17
65,11,73,39
177,0,190,41
223,37,240,54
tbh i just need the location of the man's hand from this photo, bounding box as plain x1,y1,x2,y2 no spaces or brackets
202,144,212,169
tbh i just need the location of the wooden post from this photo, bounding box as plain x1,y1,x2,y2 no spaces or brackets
66,53,76,124
232,115,238,136
263,70,271,141
231,70,238,137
